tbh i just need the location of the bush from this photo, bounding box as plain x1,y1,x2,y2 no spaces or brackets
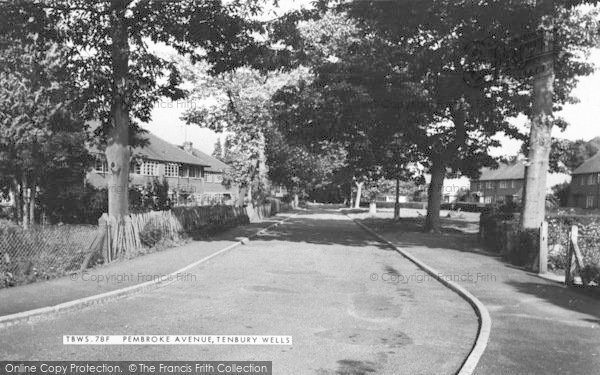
441,202,489,212
509,229,540,266
359,201,427,209
551,182,570,207
547,214,600,270
38,183,107,224
481,210,600,274
581,264,600,285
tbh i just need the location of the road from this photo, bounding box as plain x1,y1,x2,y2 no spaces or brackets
0,209,478,375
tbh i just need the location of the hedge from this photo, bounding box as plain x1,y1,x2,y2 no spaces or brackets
480,210,600,284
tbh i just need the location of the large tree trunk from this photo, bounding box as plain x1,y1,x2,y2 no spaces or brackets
424,160,445,233
354,181,363,209
106,1,131,220
521,30,554,230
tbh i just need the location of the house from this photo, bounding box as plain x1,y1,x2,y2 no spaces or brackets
419,174,471,203
569,152,600,209
470,163,526,204
87,132,239,205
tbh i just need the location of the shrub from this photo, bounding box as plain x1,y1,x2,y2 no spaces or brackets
547,214,600,270
581,264,600,285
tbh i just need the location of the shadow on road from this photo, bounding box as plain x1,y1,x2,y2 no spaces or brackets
357,214,600,324
506,280,600,321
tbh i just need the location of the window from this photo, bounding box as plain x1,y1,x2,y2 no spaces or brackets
499,181,508,188
93,156,108,173
206,172,214,183
179,166,189,178
165,163,179,177
511,180,517,188
185,166,202,179
130,161,141,175
586,195,594,209
141,161,159,176
588,174,594,185
484,196,492,204
485,181,493,189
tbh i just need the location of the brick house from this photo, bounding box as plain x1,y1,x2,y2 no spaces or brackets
470,163,525,204
569,152,600,209
88,132,239,205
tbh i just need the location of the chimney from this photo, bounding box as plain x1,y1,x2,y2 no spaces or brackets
182,141,193,153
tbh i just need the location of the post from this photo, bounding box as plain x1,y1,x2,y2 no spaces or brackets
538,220,548,274
98,213,111,263
369,201,377,215
565,225,577,286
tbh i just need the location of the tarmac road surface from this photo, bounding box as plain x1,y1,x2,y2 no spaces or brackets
0,209,478,375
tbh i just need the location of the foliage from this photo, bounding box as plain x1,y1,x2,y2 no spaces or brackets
0,24,90,225
266,128,347,198
548,137,600,173
0,0,280,219
130,177,171,213
551,182,571,207
212,138,224,161
182,63,310,200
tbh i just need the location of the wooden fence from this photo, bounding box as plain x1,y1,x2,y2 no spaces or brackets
90,203,285,265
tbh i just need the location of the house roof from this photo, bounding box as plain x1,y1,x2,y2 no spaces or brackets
133,133,211,167
87,122,213,168
477,163,525,181
185,147,230,172
572,151,600,175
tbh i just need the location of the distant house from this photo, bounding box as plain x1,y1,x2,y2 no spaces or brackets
470,163,525,204
88,132,239,205
569,152,600,209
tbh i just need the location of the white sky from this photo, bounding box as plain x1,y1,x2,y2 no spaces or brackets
143,1,600,160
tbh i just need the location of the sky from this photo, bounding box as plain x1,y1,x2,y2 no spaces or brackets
143,2,600,161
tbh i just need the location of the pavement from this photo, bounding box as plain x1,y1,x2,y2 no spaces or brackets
0,218,283,317
356,213,600,375
0,209,478,375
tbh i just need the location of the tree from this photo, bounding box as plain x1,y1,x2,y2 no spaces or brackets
551,182,570,207
8,0,271,222
0,14,88,228
270,11,422,211
550,137,600,172
182,64,308,204
266,128,347,207
212,138,223,161
340,0,599,232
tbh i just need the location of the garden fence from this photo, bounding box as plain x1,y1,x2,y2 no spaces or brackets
1,201,288,288
0,224,101,288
